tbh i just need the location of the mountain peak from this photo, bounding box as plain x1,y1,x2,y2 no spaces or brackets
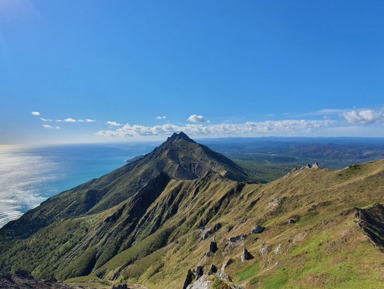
166,132,195,143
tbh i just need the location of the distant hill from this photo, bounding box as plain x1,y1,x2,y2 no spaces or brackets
203,138,384,182
1,133,384,289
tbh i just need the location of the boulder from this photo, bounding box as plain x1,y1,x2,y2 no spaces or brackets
251,225,265,234
241,247,254,262
208,264,217,275
209,237,218,254
229,234,247,242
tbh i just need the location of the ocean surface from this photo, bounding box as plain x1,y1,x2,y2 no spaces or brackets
0,142,158,228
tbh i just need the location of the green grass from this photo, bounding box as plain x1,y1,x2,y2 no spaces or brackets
236,261,259,282
261,269,289,289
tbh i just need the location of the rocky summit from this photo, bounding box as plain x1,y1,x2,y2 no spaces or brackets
1,133,384,289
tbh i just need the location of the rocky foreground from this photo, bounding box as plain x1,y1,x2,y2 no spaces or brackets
0,270,76,289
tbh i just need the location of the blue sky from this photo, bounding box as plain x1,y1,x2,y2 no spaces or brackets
1,0,384,144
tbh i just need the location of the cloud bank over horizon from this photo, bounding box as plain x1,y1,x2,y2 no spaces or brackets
96,107,384,139
26,107,384,142
97,119,336,138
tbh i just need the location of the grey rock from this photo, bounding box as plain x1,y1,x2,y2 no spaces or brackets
312,162,320,169
251,225,265,234
260,241,268,255
229,234,247,242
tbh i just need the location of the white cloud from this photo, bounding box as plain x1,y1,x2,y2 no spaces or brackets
317,108,348,115
97,119,335,138
64,118,76,123
78,119,85,122
156,116,167,120
31,111,40,116
187,114,209,123
106,121,121,127
343,109,384,124
40,117,52,122
42,124,60,129
85,119,96,123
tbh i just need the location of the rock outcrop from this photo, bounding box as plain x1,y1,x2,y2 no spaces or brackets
195,266,204,280
201,223,222,240
241,247,254,262
183,269,195,289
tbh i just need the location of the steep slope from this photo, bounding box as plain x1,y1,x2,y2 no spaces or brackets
1,134,384,289
0,132,247,240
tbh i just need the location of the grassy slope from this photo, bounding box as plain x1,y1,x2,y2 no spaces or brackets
72,160,384,288
2,160,384,288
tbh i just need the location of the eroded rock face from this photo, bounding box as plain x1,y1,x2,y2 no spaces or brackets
195,266,204,280
186,275,211,289
356,203,384,251
241,247,254,262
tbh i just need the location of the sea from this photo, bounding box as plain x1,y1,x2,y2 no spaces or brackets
0,142,158,228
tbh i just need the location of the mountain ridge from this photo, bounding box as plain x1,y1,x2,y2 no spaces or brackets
0,133,247,241
1,133,384,289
